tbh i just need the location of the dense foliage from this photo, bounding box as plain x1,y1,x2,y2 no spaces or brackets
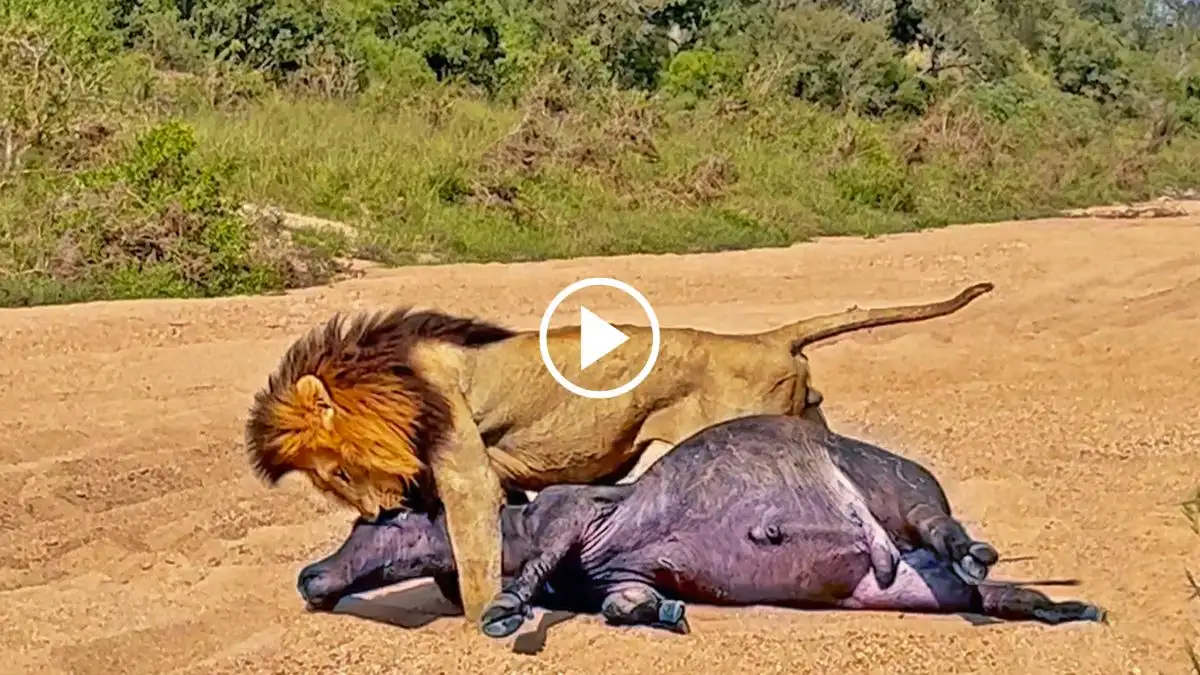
2,0,1199,305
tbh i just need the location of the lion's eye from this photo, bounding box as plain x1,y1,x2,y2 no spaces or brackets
332,468,350,483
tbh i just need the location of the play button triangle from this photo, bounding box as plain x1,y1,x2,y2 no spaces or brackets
579,306,629,370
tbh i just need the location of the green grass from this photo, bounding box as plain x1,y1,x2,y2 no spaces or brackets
6,38,1200,306
177,87,1200,273
6,82,1199,307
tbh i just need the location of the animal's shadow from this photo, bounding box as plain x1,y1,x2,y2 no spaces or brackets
327,578,579,655
322,563,1084,647
328,578,459,630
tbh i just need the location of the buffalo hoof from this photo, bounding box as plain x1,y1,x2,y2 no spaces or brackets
1033,601,1108,626
952,542,1000,586
480,592,533,639
970,542,1000,565
952,558,986,585
656,600,690,635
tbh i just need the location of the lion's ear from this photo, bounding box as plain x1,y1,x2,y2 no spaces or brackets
296,374,337,431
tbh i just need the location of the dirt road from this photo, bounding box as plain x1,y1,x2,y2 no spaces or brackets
4,206,1200,674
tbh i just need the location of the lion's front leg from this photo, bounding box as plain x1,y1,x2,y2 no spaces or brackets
413,343,506,626
431,487,540,610
428,404,505,626
430,445,504,625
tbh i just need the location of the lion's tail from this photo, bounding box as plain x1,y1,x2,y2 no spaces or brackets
759,282,995,354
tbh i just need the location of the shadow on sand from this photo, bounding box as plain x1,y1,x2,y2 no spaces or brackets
327,578,579,654
322,574,1086,644
330,578,459,630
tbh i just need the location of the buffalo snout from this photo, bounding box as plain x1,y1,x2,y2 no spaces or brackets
297,561,345,611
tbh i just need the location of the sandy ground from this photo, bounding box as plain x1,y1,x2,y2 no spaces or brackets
4,205,1200,675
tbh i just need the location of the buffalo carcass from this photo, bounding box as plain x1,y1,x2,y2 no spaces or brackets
296,415,1105,637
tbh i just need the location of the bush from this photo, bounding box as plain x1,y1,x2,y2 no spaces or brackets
829,118,916,212
0,120,347,307
1045,16,1134,106
0,0,121,178
662,49,742,104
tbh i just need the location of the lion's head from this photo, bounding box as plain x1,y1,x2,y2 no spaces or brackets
244,308,517,520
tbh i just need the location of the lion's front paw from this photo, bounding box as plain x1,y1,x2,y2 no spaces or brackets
479,592,532,639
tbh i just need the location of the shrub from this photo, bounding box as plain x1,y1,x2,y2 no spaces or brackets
0,120,347,307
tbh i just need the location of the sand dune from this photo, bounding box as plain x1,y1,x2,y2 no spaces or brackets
4,206,1200,674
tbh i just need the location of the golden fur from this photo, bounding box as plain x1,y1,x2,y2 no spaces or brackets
245,282,993,624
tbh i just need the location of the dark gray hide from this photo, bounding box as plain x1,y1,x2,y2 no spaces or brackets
296,415,1105,638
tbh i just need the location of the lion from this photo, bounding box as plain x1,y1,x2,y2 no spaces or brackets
244,281,993,626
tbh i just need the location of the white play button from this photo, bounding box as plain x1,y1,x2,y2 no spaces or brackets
578,306,629,370
538,277,662,400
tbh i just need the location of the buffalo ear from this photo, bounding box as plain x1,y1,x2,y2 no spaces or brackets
296,375,337,431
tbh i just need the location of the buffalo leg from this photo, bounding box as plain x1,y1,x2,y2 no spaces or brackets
478,487,596,639
844,548,1105,626
830,437,999,585
907,503,999,585
978,584,1107,625
600,583,690,635
480,545,571,639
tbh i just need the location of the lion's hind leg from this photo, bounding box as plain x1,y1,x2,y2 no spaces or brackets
787,352,830,428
